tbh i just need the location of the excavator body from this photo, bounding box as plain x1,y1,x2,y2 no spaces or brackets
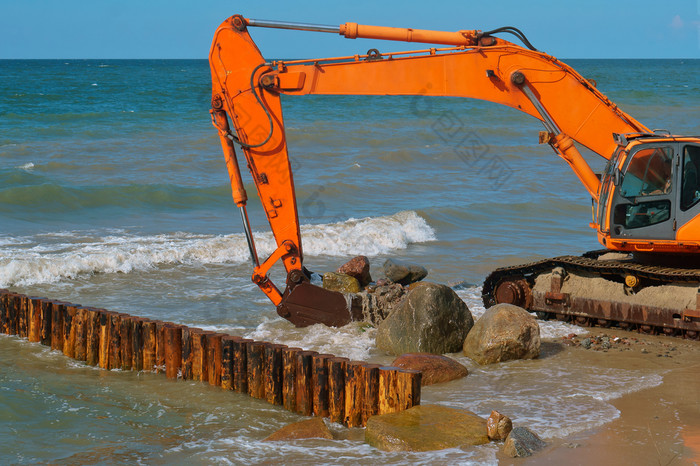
209,15,700,338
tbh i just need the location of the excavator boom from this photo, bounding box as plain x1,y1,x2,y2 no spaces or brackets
208,15,700,337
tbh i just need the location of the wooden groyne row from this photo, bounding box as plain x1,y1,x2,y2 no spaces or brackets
0,289,421,427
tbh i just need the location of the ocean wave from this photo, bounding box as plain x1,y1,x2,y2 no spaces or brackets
0,211,435,286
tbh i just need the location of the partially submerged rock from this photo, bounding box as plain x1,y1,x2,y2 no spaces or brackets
322,272,361,293
486,410,513,441
503,426,547,457
365,404,488,451
463,303,540,365
391,353,468,386
357,283,407,324
264,418,334,441
376,282,474,355
382,259,428,285
336,255,372,287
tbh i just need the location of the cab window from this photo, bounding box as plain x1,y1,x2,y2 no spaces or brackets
681,145,700,211
620,146,673,198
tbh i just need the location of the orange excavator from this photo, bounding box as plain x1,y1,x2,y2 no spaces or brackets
209,15,700,338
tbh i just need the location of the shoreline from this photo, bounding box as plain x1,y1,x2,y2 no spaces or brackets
501,328,700,464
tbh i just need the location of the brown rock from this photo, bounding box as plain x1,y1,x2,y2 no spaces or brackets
337,256,372,287
463,303,540,365
264,418,334,441
391,353,468,386
486,410,512,440
322,272,361,293
365,404,488,451
503,426,546,457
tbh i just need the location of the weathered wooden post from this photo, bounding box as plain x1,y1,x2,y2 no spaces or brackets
363,363,381,423
17,295,29,338
154,321,168,373
141,319,157,371
180,326,195,380
328,357,348,424
295,350,317,416
5,293,19,335
190,329,209,381
247,341,266,399
220,335,236,390
97,310,113,369
130,317,145,371
344,361,366,427
119,316,134,371
0,291,7,334
85,308,101,366
27,297,45,343
282,347,301,412
62,304,78,359
264,343,286,406
378,367,400,415
312,353,333,418
206,333,223,386
107,313,123,370
50,301,65,351
164,325,183,379
398,369,422,410
73,306,89,362
233,338,252,393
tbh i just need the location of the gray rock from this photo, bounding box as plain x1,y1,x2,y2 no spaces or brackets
463,303,540,365
357,283,407,324
382,259,428,285
376,282,474,355
503,427,547,457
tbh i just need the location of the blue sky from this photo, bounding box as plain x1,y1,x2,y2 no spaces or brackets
1,0,699,59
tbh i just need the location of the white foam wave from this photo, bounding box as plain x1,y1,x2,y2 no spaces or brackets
0,211,435,287
244,318,377,361
17,162,35,171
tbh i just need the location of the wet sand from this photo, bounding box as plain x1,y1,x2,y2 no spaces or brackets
500,328,700,465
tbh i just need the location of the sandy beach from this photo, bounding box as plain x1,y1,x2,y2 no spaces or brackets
499,329,700,465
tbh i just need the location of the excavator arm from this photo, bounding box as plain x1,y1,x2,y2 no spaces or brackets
209,15,650,327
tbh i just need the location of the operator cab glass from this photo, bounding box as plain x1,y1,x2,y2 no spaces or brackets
681,145,700,211
610,144,676,239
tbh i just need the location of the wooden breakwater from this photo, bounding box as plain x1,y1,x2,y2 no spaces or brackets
0,289,421,427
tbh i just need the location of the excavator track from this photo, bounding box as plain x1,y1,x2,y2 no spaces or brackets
482,251,700,340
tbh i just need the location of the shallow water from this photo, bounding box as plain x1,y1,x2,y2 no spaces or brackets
1,58,698,463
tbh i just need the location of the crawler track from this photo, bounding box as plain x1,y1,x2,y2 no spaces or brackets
482,251,700,339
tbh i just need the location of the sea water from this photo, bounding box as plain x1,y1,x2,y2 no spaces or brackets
1,58,698,463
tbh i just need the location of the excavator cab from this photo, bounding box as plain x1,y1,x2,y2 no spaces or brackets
598,135,700,252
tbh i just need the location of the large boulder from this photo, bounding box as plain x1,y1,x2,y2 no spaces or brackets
264,418,334,441
382,259,428,285
336,256,372,287
322,272,361,293
365,405,488,451
463,304,540,365
503,427,547,457
376,282,473,355
392,353,468,386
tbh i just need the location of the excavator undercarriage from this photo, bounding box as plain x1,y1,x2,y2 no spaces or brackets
482,251,700,339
